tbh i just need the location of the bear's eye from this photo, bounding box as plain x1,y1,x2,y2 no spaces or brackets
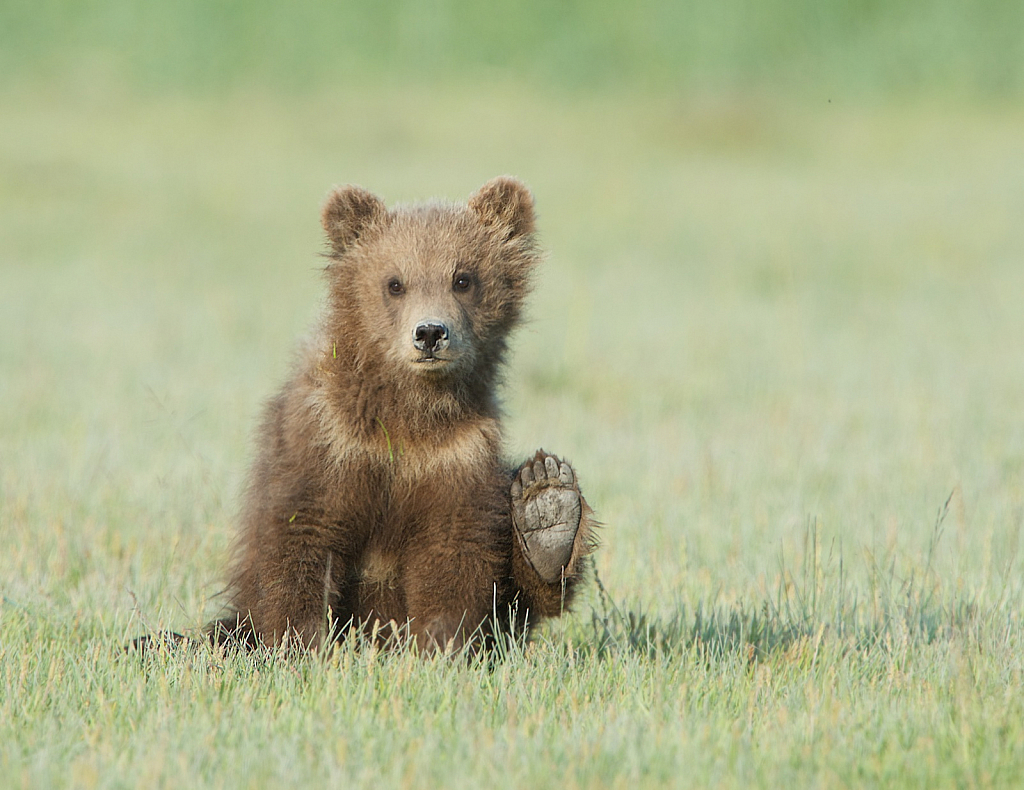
453,274,472,292
387,278,405,296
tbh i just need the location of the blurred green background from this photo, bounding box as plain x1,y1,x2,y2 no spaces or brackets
4,0,1024,618
3,0,1023,95
4,0,1024,615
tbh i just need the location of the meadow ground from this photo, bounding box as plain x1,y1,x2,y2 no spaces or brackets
2,83,1024,787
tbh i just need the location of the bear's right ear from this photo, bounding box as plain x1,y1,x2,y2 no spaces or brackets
321,185,386,257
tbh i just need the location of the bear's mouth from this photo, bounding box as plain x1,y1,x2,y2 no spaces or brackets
413,354,450,366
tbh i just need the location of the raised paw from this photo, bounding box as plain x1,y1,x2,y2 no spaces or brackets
510,451,582,583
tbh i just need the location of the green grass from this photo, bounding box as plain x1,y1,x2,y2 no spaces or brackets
3,78,1024,786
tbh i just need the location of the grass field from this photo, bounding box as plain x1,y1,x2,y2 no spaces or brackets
3,6,1024,785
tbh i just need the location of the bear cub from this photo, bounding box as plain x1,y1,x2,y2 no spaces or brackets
211,176,597,652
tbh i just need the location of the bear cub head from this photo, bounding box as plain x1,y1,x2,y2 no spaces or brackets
320,177,541,391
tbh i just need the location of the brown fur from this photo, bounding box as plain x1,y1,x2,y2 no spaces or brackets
212,177,597,653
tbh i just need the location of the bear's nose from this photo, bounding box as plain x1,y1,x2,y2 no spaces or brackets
413,321,450,353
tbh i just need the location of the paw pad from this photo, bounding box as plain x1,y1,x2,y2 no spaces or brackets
511,453,582,583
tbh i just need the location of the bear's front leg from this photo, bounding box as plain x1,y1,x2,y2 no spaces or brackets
511,450,597,618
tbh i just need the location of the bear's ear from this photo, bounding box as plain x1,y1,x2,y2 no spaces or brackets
468,176,535,241
321,185,386,256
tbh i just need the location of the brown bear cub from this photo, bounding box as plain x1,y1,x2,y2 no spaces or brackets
208,176,597,653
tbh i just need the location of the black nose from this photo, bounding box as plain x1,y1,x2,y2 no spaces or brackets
413,321,449,353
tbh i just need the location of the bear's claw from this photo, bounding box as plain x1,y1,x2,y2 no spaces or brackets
511,451,582,583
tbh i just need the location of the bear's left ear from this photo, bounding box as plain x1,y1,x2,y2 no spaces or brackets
321,185,387,257
468,176,535,241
